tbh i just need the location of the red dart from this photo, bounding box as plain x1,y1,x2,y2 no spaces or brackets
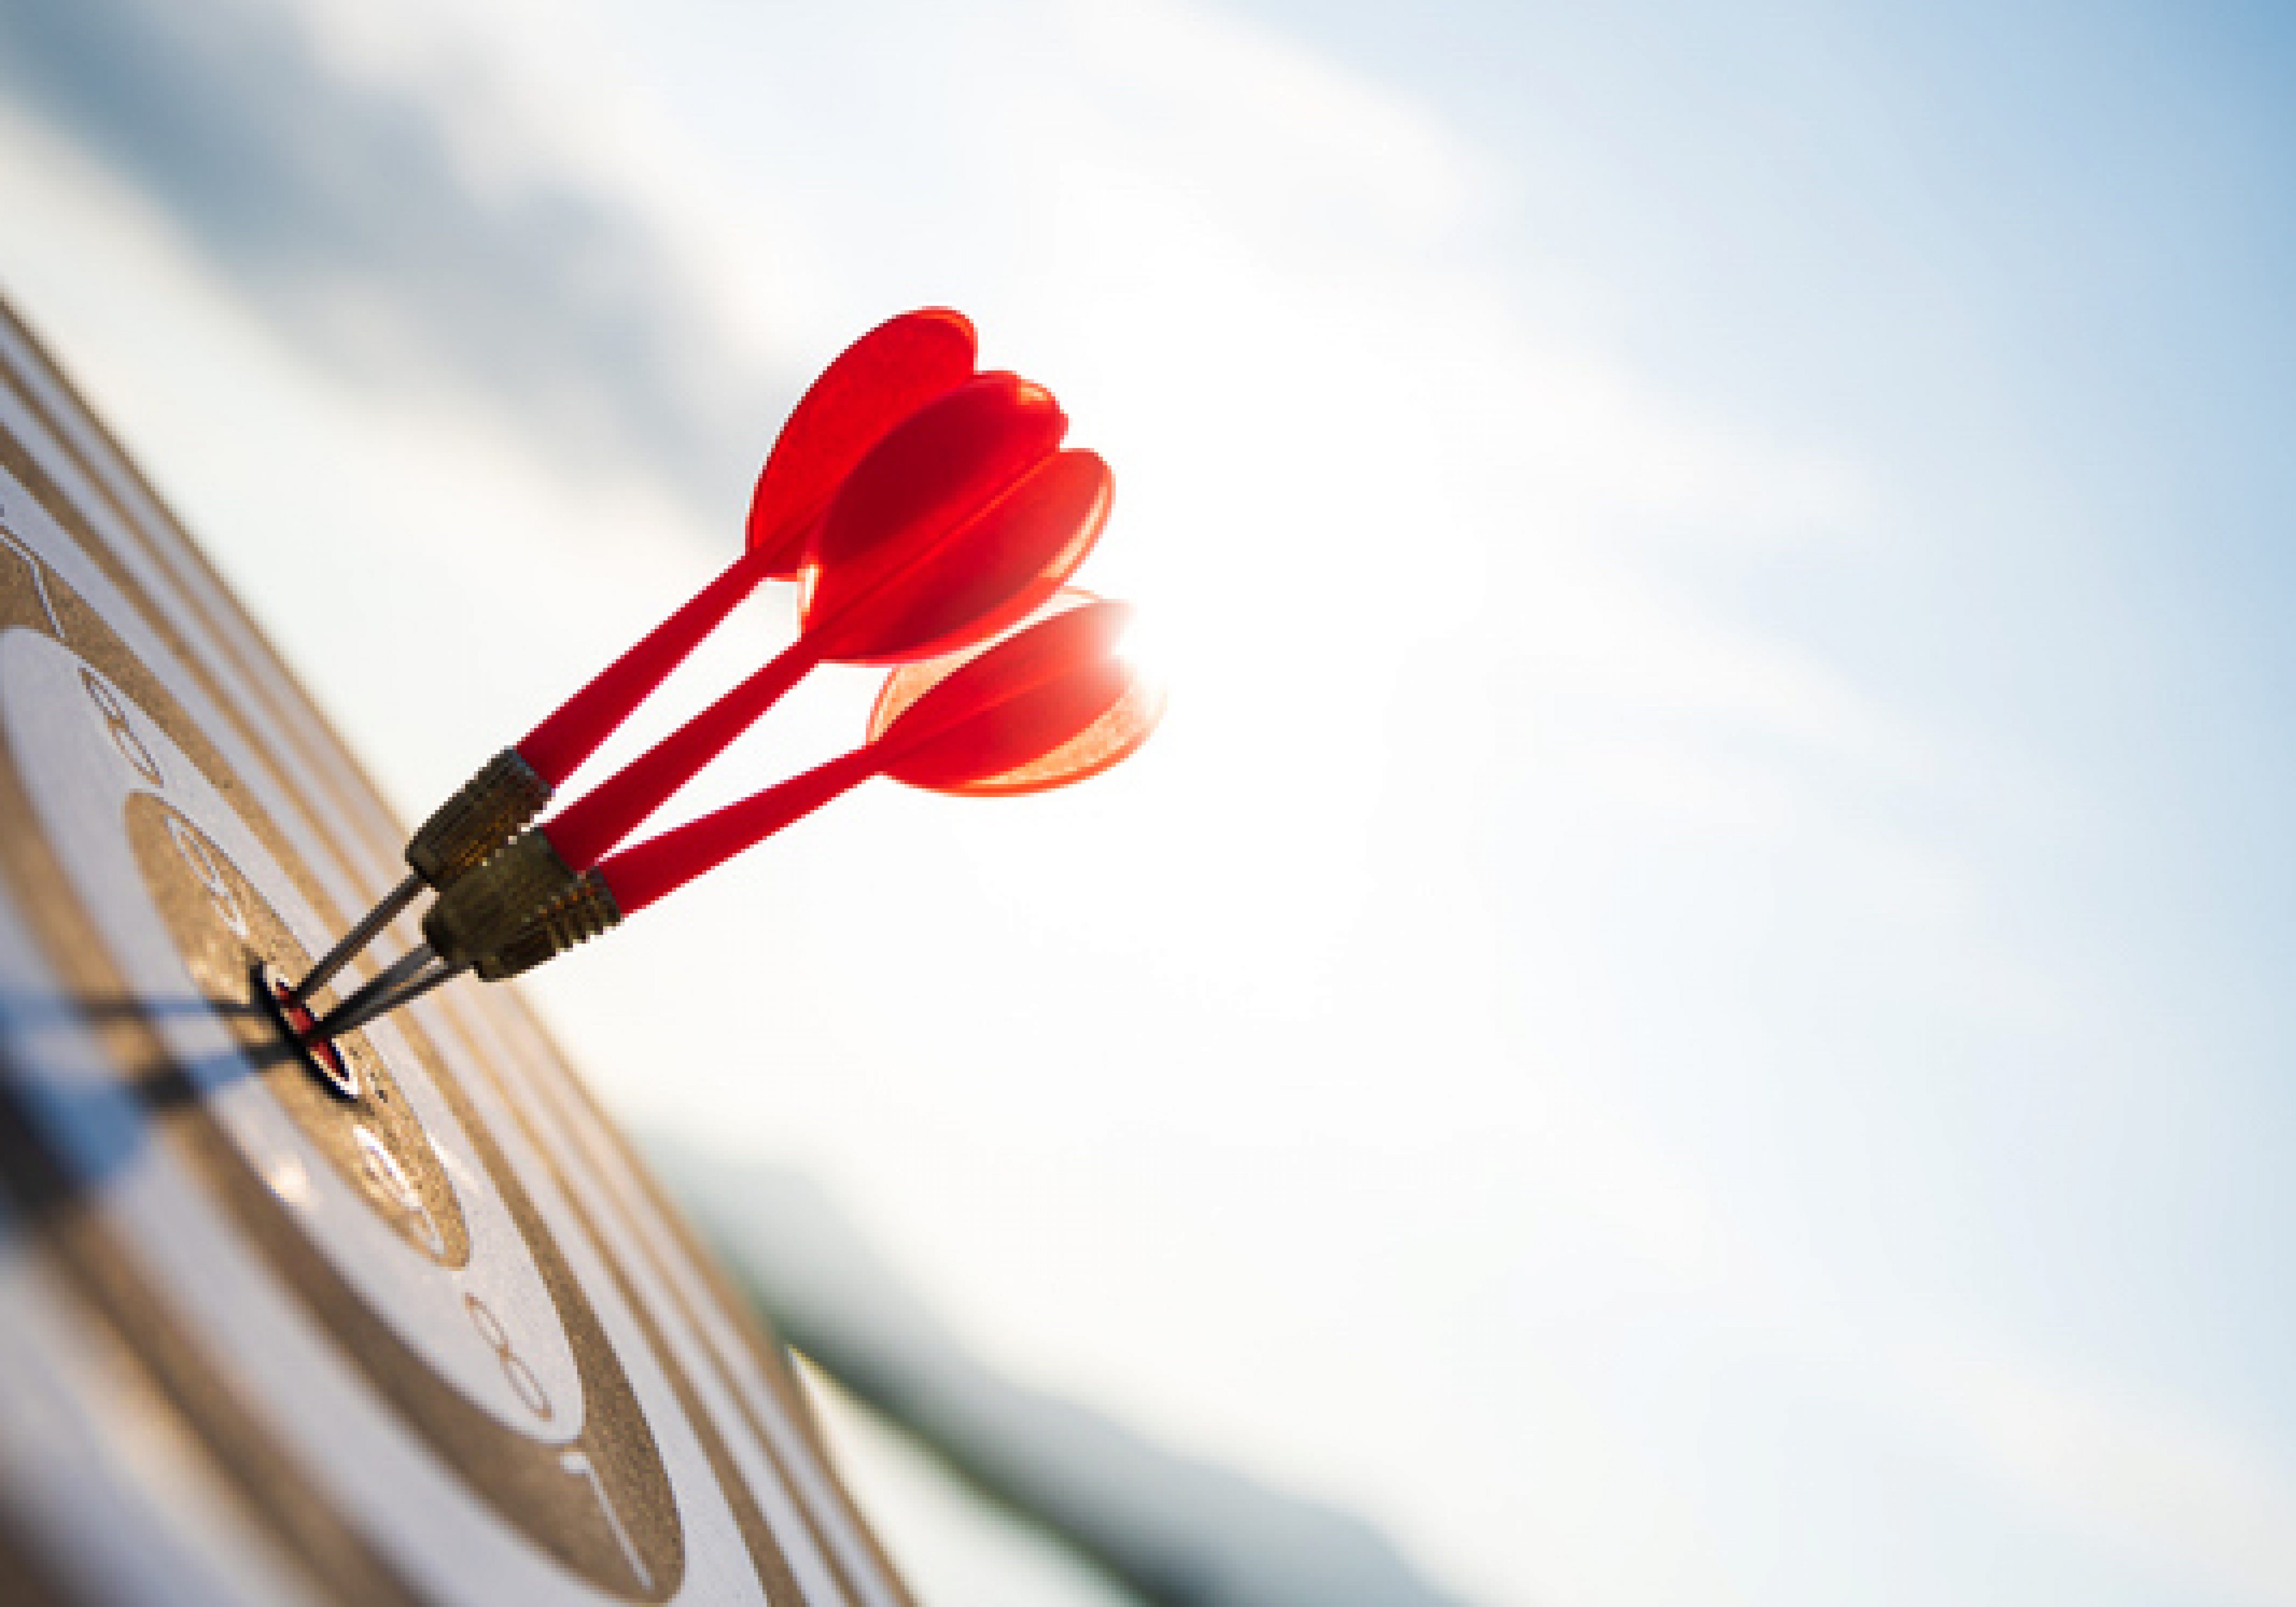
414,386,1116,989
291,307,975,1005
865,589,1163,794
536,372,1110,871
748,308,981,575
518,306,978,786
353,599,1157,1025
597,596,1158,915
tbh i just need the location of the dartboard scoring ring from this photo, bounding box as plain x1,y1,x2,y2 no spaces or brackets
255,959,361,1101
0,302,905,1607
0,550,704,1597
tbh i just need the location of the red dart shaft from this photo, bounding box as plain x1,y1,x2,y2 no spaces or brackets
592,600,1144,916
532,379,1091,871
597,745,883,914
519,309,976,785
541,632,828,870
517,545,780,787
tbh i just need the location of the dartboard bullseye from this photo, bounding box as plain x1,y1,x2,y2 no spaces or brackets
0,296,910,1607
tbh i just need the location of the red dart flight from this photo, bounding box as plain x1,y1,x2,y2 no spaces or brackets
596,594,1159,917
534,372,1113,870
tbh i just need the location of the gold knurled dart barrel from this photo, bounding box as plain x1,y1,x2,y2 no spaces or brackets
311,855,622,1041
473,871,623,981
422,828,585,969
289,747,554,1004
406,747,554,887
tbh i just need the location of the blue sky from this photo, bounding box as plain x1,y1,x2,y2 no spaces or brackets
0,0,2292,1602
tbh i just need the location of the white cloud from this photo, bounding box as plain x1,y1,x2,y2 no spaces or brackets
1054,0,1491,246
1881,1332,2296,1607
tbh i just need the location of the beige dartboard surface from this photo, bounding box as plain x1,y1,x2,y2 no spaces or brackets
0,293,912,1607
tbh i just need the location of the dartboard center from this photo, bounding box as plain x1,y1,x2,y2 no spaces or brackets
255,958,360,1100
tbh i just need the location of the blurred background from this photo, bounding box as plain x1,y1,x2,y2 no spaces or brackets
1,0,2292,1602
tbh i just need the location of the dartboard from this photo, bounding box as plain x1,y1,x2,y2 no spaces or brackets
0,294,913,1607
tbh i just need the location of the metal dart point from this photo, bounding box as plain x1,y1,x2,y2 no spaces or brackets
321,955,467,1040
288,871,419,1005
301,944,464,1044
287,748,552,1004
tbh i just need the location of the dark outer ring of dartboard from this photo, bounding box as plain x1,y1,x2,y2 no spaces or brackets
0,305,898,1606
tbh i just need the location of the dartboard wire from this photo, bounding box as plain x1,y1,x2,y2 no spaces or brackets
0,520,62,642
462,986,912,1607
0,308,410,872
